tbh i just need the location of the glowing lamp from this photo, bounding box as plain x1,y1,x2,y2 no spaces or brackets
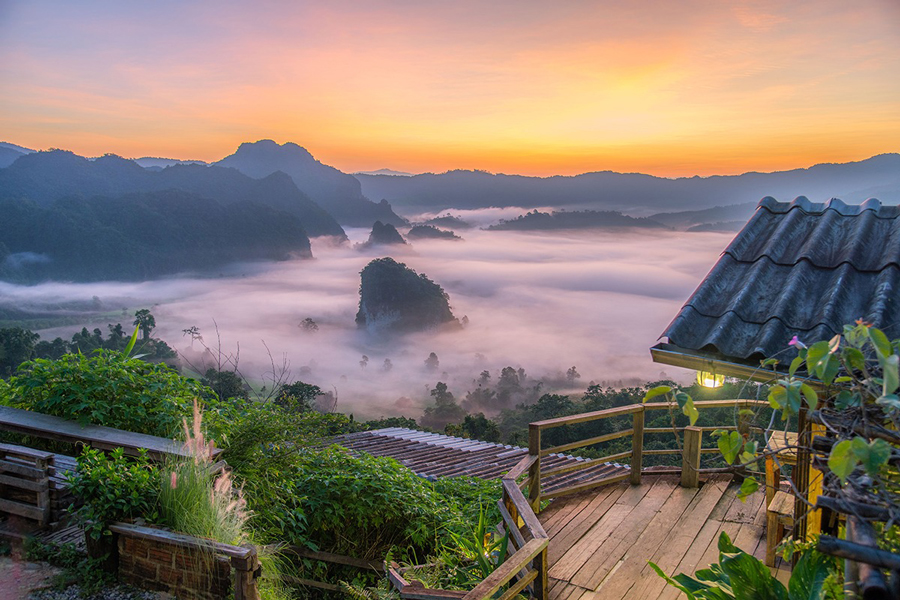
697,370,724,388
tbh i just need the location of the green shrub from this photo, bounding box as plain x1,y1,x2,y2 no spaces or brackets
2,350,211,437
67,447,159,539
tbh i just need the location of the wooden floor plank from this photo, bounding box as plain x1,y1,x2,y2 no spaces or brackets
584,482,701,595
544,487,613,537
549,483,654,581
569,477,679,589
656,519,722,600
616,475,733,600
724,487,765,524
548,484,628,566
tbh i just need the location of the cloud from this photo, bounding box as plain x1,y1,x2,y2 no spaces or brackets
3,228,734,420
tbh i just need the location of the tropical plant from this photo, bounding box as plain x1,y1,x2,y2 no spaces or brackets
650,531,839,600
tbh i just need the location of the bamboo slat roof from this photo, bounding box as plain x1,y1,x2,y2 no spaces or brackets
335,427,628,493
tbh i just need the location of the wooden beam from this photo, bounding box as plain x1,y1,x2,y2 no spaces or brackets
461,538,546,600
528,425,541,511
681,426,702,488
631,410,644,485
530,404,643,429
540,429,633,457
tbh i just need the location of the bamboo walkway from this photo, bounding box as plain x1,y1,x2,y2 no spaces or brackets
539,473,790,600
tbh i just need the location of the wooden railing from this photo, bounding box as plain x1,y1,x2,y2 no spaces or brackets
388,452,549,599
528,399,770,505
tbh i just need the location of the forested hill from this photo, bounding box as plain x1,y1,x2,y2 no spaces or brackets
0,150,345,238
0,191,313,283
488,209,668,231
216,140,407,228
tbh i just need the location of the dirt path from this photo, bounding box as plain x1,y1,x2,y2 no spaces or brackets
0,556,62,600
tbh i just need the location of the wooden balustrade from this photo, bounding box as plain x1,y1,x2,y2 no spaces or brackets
527,399,770,505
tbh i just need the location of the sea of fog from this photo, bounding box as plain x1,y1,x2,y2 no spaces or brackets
1,221,734,420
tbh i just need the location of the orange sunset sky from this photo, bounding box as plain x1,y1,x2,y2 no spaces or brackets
1,0,898,177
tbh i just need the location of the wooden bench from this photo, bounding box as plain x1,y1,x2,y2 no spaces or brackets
0,406,222,462
0,442,78,533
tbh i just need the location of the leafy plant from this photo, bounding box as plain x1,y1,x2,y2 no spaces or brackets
448,504,510,586
24,538,117,594
66,447,159,540
2,349,211,437
650,531,839,600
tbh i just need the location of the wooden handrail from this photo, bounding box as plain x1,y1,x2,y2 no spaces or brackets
461,538,548,600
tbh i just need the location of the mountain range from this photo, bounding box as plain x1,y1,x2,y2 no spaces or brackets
355,154,900,215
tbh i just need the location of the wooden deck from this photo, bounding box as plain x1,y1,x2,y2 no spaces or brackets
539,474,789,600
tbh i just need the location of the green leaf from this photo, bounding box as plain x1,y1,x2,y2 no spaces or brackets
876,394,900,411
835,390,860,410
676,392,699,426
869,327,891,358
828,440,856,484
788,549,834,600
644,385,672,403
768,385,786,412
788,356,804,377
851,437,891,477
760,358,779,368
843,347,866,372
737,477,759,501
718,431,743,465
719,546,788,600
882,354,899,395
800,384,818,412
805,341,829,376
122,325,140,358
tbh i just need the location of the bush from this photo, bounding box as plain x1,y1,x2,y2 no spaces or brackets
268,447,499,563
2,350,211,437
67,447,159,539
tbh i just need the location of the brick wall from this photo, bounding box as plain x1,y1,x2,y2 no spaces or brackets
118,534,232,599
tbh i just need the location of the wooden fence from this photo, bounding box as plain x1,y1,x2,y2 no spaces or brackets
527,399,771,506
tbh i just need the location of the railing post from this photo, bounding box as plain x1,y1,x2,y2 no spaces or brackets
533,544,549,600
630,407,644,485
528,424,541,511
681,426,702,488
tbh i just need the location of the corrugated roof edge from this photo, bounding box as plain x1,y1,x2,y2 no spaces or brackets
759,196,898,218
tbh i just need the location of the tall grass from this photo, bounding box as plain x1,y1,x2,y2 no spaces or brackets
158,401,289,600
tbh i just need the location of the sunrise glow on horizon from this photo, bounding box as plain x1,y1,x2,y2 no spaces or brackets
1,0,898,177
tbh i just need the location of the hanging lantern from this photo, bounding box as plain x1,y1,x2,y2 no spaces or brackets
697,370,724,388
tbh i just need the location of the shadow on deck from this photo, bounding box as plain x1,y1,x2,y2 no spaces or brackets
539,474,790,600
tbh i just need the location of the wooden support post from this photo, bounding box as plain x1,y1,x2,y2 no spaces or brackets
233,550,261,600
528,424,541,512
533,544,549,600
681,426,702,488
630,408,644,485
793,409,810,545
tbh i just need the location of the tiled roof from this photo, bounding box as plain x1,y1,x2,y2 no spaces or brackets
661,196,900,361
334,427,627,494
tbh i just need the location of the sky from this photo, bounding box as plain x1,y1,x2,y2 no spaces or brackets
1,0,898,176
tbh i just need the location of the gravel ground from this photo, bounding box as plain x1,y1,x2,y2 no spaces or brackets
29,585,164,600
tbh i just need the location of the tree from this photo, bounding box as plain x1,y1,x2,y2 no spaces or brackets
360,355,369,369
566,366,581,383
300,318,319,332
276,380,323,412
424,352,440,371
133,309,156,340
182,326,202,348
201,368,248,401
382,359,393,373
0,328,40,378
421,382,465,429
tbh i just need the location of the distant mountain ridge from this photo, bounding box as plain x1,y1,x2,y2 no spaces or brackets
355,154,900,215
216,140,406,227
0,150,345,237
